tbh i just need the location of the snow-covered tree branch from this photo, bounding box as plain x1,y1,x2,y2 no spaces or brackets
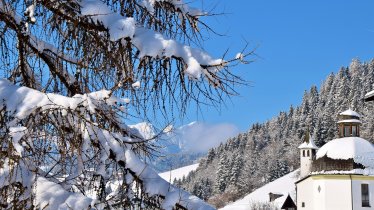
0,0,252,209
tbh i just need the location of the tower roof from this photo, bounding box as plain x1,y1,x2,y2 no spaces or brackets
339,109,361,118
298,133,318,150
337,109,361,125
365,86,374,102
337,119,361,124
365,90,374,101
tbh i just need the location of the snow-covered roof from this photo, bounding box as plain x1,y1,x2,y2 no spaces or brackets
316,137,374,167
339,109,361,118
311,168,374,176
298,134,319,150
337,119,362,124
219,170,299,210
365,90,374,100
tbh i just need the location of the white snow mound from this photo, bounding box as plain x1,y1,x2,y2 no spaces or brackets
159,163,199,183
339,109,361,118
220,170,299,210
316,137,374,161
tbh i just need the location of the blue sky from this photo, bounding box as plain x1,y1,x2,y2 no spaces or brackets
179,0,374,132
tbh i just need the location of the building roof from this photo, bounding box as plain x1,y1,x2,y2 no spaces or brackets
296,173,374,184
339,109,361,118
311,169,374,176
298,134,319,150
316,137,374,168
365,90,374,102
337,119,362,124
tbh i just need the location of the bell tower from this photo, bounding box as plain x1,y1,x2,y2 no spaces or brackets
298,129,318,177
337,109,361,138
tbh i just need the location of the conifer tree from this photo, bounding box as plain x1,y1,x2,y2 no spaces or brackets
215,153,229,193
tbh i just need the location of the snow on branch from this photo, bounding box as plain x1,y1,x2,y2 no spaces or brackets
78,0,225,81
0,79,117,125
34,177,94,209
139,0,204,16
0,79,214,209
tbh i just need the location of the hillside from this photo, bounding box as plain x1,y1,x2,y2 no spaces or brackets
159,163,200,183
220,170,299,210
179,59,374,208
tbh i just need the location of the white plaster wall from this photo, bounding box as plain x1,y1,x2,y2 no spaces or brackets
312,179,326,210
352,179,374,210
323,178,352,210
297,178,314,210
297,176,352,210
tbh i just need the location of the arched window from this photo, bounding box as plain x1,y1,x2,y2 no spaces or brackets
307,150,310,157
303,150,305,157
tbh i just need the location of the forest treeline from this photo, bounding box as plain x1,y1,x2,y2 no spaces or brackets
178,59,374,208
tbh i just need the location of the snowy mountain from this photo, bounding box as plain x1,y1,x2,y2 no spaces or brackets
220,170,299,210
131,121,239,172
129,122,156,140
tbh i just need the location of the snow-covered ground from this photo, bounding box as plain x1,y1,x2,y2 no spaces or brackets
158,163,199,183
220,170,300,210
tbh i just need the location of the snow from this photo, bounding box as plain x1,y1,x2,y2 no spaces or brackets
79,0,136,41
0,159,34,207
124,150,214,210
339,109,361,118
123,98,131,103
132,81,141,89
25,3,36,23
311,168,374,176
0,79,116,125
220,170,299,210
235,53,244,60
78,0,224,82
316,137,374,167
159,163,199,182
365,89,374,99
34,177,94,210
139,0,204,16
0,79,212,210
298,134,319,150
129,122,156,140
9,126,28,155
337,119,362,124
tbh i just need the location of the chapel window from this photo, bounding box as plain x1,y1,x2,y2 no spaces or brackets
344,126,351,137
352,126,357,136
362,184,370,207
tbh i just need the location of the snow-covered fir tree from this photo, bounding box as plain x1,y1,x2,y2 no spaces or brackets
215,153,229,193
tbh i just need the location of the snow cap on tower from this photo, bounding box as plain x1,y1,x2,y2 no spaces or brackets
298,129,318,150
339,108,361,119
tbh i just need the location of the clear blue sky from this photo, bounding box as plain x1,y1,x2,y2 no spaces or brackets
181,0,374,131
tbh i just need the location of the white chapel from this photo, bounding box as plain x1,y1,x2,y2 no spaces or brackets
296,109,374,210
